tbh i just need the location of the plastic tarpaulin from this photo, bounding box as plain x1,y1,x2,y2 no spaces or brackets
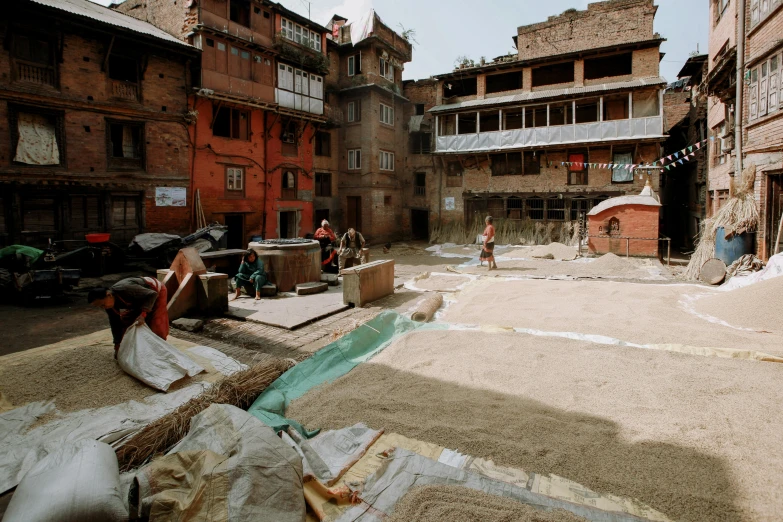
131,404,305,522
248,311,426,437
336,448,648,522
281,423,382,486
721,252,783,291
118,324,204,392
129,233,181,252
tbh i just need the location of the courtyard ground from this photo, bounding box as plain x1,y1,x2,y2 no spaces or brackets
1,241,781,521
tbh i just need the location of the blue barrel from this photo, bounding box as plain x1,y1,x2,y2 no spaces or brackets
250,235,264,243
714,227,755,266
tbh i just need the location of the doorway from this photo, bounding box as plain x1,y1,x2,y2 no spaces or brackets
346,196,362,231
411,209,429,240
224,214,244,249
314,209,330,230
768,174,783,257
279,211,298,238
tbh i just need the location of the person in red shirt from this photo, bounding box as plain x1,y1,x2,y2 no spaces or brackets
314,220,336,242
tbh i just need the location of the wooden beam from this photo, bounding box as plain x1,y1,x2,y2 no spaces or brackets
209,101,223,129
102,35,115,72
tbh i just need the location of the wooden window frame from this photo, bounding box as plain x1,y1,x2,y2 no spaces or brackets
212,105,250,140
379,150,395,171
315,172,332,197
348,52,362,76
106,119,145,171
10,32,58,89
348,149,362,170
225,166,245,197
380,102,394,126
281,170,298,200
347,100,361,122
567,152,588,186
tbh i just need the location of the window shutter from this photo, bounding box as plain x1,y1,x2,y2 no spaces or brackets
760,74,769,116
770,69,779,110
750,81,759,120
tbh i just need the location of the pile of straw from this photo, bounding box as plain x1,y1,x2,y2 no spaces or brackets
115,359,291,471
684,164,759,280
430,218,579,246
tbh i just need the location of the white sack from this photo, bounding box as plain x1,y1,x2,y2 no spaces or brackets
3,439,126,522
118,324,204,392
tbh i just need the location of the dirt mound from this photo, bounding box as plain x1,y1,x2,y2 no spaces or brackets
529,242,577,261
696,275,783,333
387,485,588,522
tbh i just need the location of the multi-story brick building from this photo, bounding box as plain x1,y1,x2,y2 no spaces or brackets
0,0,198,248
114,0,329,247
706,0,783,259
321,13,413,242
413,0,669,234
744,0,783,258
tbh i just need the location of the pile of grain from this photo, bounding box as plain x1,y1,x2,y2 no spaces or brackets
288,329,783,521
695,275,783,333
529,242,578,261
0,344,199,412
584,253,638,277
386,485,588,522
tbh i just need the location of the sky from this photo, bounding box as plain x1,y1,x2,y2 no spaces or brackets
97,0,708,83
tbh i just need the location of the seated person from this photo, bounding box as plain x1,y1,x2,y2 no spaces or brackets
339,228,365,271
314,220,336,242
234,249,267,300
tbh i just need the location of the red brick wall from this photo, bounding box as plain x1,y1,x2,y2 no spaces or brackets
588,203,660,256
516,0,657,61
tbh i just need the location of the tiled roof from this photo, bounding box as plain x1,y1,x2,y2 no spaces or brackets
430,77,668,113
27,0,193,49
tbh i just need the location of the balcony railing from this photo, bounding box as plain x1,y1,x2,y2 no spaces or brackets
414,186,426,196
16,61,56,87
111,80,140,101
435,116,663,153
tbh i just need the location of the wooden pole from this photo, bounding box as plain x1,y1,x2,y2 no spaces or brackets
775,212,783,255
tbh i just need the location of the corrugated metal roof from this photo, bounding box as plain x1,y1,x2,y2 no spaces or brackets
27,0,193,48
430,77,668,113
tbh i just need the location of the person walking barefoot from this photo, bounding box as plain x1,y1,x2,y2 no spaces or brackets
480,216,497,270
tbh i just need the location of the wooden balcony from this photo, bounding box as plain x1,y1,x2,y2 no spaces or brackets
15,61,56,87
111,80,140,101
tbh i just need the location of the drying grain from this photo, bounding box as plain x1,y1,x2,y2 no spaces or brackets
287,329,783,522
413,275,470,292
529,242,578,261
585,252,631,274
443,279,783,354
386,485,589,522
0,344,203,412
695,275,783,333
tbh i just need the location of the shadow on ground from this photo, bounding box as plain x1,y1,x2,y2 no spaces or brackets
287,363,743,522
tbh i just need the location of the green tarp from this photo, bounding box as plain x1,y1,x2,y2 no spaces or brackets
248,310,432,437
0,245,44,266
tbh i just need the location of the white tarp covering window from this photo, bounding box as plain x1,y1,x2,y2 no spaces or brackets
14,113,59,165
612,153,634,182
350,10,375,45
633,91,660,117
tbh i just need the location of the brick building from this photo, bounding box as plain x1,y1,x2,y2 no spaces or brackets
421,0,668,233
114,0,329,248
706,0,783,259
661,55,708,251
0,0,198,248
320,13,413,242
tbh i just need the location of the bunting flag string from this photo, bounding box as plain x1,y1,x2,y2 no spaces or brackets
557,136,711,173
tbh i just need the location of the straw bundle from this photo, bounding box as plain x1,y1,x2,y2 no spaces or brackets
684,164,759,281
115,359,291,472
411,294,444,323
430,218,578,246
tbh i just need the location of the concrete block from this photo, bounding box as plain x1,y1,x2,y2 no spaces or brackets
296,282,328,295
259,283,277,297
172,318,204,332
198,272,228,316
342,260,395,307
321,273,339,286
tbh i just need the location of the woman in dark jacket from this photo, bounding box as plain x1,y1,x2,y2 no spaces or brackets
234,249,267,300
